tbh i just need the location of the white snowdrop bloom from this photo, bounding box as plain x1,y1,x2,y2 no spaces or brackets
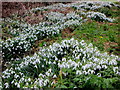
53,61,56,64
82,66,86,70
14,74,19,78
76,70,82,75
43,82,47,86
28,78,31,82
53,75,57,78
44,79,49,86
110,54,116,57
88,43,93,47
38,79,43,87
48,61,52,64
83,71,88,75
96,65,101,70
78,62,82,66
95,51,100,56
46,72,50,76
26,82,29,86
103,52,108,57
11,80,15,84
76,54,80,59
4,83,9,88
102,65,107,69
60,63,65,69
66,64,70,68
34,80,38,85
86,48,92,53
71,38,74,41
36,59,40,63
100,60,107,65
17,84,20,88
86,11,115,22
34,65,37,68
11,71,15,74
109,60,117,65
116,71,120,75
82,64,92,70
14,82,18,86
39,73,43,77
62,72,68,76
58,63,61,67
80,40,85,44
97,73,101,77
90,70,95,74
19,72,23,76
113,67,118,73
93,58,99,62
42,65,44,67
51,81,55,85
44,59,46,61
48,68,52,72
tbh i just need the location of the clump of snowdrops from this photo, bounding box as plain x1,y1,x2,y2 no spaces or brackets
2,38,120,88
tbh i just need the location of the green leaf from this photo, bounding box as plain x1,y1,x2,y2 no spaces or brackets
39,43,43,47
60,85,67,88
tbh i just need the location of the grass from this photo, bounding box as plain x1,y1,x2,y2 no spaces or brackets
73,20,120,55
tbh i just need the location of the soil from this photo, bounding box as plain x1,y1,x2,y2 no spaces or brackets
2,2,72,25
62,27,75,38
2,2,69,18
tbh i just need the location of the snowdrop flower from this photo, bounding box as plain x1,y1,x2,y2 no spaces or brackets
17,84,20,88
113,67,118,73
109,60,117,65
83,71,88,75
14,82,18,86
97,73,101,77
44,79,49,86
93,58,99,62
34,65,37,68
62,72,68,76
42,65,44,67
4,83,9,88
102,65,107,69
11,80,15,84
14,74,19,78
28,78,31,82
53,75,57,78
96,65,101,70
76,70,82,75
86,11,115,22
38,79,43,87
46,72,50,76
53,61,56,64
